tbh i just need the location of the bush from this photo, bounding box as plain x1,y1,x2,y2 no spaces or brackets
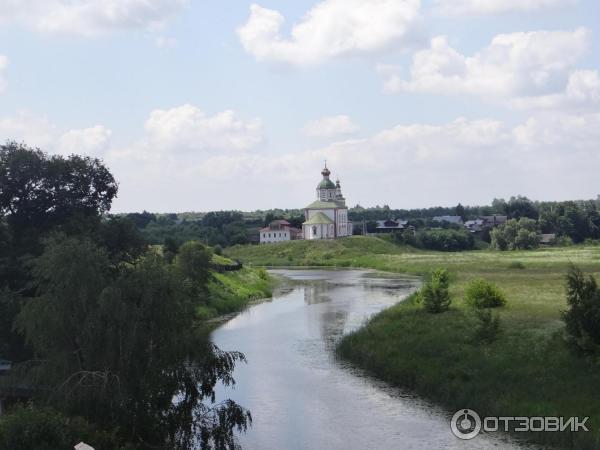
415,228,475,252
0,405,119,450
213,244,223,255
562,265,600,353
257,268,269,281
419,268,451,313
465,278,507,308
473,308,502,344
507,261,525,270
552,236,573,247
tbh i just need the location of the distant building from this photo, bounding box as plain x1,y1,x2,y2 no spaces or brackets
481,215,508,226
375,219,408,232
259,219,302,244
302,164,352,240
465,215,508,233
540,233,557,245
464,219,485,232
432,215,464,225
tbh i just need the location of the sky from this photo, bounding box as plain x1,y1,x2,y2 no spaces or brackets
0,0,599,212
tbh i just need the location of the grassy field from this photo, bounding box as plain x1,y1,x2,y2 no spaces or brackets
227,237,600,449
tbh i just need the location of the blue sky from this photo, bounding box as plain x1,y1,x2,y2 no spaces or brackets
1,0,599,212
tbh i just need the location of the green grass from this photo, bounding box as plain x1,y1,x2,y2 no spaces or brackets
227,237,600,449
211,253,235,265
199,267,274,320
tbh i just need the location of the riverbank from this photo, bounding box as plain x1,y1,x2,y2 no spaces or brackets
227,237,600,449
201,256,276,320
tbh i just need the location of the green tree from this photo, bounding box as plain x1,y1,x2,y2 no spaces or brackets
491,218,540,250
506,196,538,220
0,405,119,450
16,235,250,448
562,265,600,353
455,203,465,220
0,143,120,361
419,268,451,313
0,142,117,242
176,240,212,286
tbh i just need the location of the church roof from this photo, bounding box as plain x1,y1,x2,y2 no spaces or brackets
317,178,336,189
304,212,334,225
305,200,345,209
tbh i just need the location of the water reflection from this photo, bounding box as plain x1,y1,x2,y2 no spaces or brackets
212,269,534,450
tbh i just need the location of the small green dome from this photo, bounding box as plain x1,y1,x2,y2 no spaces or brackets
317,178,336,189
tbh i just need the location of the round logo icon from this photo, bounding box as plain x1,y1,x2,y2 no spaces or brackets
451,409,482,440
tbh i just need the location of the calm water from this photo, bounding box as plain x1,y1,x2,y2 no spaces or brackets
213,269,531,450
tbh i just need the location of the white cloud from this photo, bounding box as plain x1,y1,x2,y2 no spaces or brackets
0,111,111,157
0,111,57,149
142,104,263,154
237,0,422,66
57,125,112,156
13,109,593,212
0,0,187,36
382,28,591,106
304,115,360,137
511,69,600,109
110,110,600,212
433,0,575,15
514,111,600,150
0,55,8,93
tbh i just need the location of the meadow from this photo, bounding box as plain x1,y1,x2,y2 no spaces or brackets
227,237,600,449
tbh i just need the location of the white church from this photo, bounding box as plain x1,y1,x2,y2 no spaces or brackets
302,164,352,240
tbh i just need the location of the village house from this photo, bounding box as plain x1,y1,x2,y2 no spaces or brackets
432,215,464,225
375,219,408,232
259,219,302,244
465,215,508,233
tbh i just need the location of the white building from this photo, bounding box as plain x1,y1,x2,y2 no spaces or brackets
302,164,352,240
260,219,302,244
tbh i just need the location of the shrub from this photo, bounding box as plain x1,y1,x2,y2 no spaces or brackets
552,236,573,247
415,228,475,252
0,404,118,450
562,265,600,353
465,278,507,308
419,268,451,313
213,244,223,255
257,268,269,281
473,308,502,344
507,261,525,270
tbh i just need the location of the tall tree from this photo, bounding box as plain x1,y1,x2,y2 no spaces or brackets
0,142,117,240
17,235,250,448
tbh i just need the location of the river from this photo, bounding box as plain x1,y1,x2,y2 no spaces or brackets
213,269,533,450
